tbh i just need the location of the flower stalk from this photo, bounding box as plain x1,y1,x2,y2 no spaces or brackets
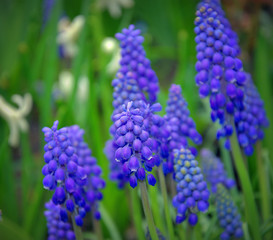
229,132,261,240
158,165,175,240
72,212,83,240
139,181,159,240
256,141,271,222
130,188,146,240
93,215,104,240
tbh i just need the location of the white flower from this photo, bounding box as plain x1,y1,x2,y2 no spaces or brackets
0,93,32,147
97,0,134,18
57,71,89,102
57,15,85,58
101,37,120,75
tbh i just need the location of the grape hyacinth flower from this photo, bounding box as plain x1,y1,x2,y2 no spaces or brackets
68,125,105,220
42,121,105,226
200,149,235,192
172,148,210,226
162,84,202,174
115,25,160,105
112,101,162,188
216,184,243,240
194,0,247,148
234,74,269,155
44,201,75,240
106,25,162,189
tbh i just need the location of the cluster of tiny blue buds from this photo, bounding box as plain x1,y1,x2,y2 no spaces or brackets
115,25,160,104
112,101,162,188
112,73,144,117
234,74,269,155
172,148,210,226
106,25,162,188
216,184,244,240
200,149,235,193
44,201,75,240
68,125,105,220
162,84,202,174
194,0,247,145
42,121,105,227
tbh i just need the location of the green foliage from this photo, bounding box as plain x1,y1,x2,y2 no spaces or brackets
0,0,272,239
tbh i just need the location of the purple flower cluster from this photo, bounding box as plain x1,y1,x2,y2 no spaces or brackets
111,101,163,188
68,125,105,220
44,201,75,240
216,184,243,240
172,148,210,226
115,25,160,104
194,0,247,144
42,121,105,226
106,25,163,188
200,149,235,192
162,84,202,174
234,74,269,155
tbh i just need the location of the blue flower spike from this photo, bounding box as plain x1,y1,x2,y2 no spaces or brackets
201,149,235,192
44,201,75,240
162,84,203,174
42,121,105,227
216,184,244,240
172,148,210,226
194,0,247,145
112,101,162,188
106,25,162,188
234,74,269,156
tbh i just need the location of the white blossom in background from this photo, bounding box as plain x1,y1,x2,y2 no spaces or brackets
101,37,120,75
0,93,32,147
57,15,85,58
97,0,134,18
57,70,89,102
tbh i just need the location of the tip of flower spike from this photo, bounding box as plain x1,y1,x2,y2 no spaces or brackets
52,120,59,131
170,84,181,94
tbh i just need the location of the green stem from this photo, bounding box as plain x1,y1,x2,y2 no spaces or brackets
219,138,239,199
93,217,104,240
139,181,159,240
71,213,83,240
130,188,146,240
229,133,261,240
193,221,202,240
256,141,271,221
158,166,175,240
149,181,166,234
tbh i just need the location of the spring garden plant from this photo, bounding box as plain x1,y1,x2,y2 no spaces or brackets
0,0,272,240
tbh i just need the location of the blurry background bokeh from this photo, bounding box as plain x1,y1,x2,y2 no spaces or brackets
0,0,272,239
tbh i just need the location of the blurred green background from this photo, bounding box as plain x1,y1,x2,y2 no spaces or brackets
0,0,272,239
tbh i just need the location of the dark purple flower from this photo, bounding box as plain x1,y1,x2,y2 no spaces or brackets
115,25,159,104
42,121,105,227
216,184,243,240
194,0,246,143
234,74,269,155
111,101,162,188
172,148,210,226
106,25,163,189
201,149,235,192
44,201,75,240
162,84,202,174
